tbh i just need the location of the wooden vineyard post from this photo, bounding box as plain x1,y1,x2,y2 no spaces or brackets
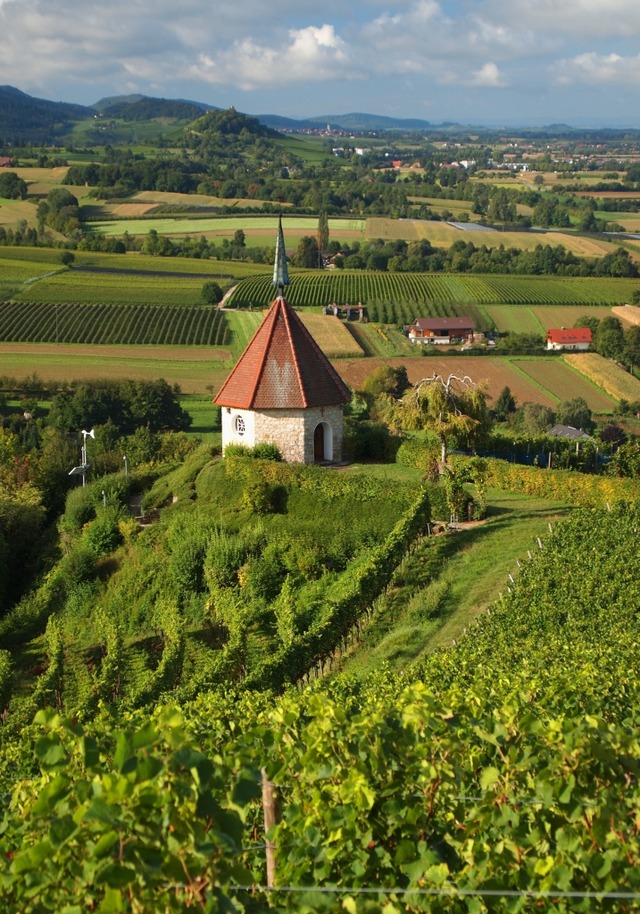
262,768,280,888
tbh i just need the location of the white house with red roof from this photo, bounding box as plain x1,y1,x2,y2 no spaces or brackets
214,218,351,463
546,328,592,351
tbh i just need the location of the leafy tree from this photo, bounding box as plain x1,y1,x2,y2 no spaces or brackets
393,373,491,464
293,235,320,268
201,281,223,305
574,315,600,335
594,316,625,360
599,423,626,451
487,187,516,224
519,402,555,435
0,171,27,199
318,211,329,252
623,324,640,372
556,397,593,432
607,438,640,477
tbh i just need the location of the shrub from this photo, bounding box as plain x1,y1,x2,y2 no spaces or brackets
82,508,124,557
344,418,398,462
251,443,282,461
60,486,95,536
225,442,282,461
241,479,279,515
58,545,96,586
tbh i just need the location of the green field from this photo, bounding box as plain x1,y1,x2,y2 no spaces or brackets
87,214,366,240
482,305,545,335
339,488,571,673
514,358,617,411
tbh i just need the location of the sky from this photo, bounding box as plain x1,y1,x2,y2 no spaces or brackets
1,0,640,127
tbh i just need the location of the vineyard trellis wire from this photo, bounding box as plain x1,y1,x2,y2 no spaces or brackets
0,300,230,347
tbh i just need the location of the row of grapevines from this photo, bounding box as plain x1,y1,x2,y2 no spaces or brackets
0,300,230,346
2,506,638,911
228,272,638,310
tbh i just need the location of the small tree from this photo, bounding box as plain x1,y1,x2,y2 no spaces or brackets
293,236,320,268
394,373,491,465
556,397,593,432
494,385,516,421
202,281,223,305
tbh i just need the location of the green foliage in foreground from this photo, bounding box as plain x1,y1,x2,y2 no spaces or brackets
0,456,423,726
0,503,638,912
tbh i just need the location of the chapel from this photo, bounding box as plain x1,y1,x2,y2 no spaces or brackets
214,218,351,463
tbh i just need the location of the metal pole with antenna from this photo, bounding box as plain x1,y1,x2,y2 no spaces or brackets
68,428,95,485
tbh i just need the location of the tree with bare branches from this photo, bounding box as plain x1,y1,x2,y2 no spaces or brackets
392,373,491,466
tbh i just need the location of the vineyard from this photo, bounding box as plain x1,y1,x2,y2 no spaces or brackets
0,300,230,346
0,462,638,911
227,271,639,315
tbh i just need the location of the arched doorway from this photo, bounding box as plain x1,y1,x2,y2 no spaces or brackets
314,422,333,462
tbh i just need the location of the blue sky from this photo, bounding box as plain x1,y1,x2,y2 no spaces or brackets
1,0,640,126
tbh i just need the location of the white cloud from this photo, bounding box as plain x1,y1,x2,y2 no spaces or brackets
483,0,640,39
0,0,635,120
554,52,640,86
472,62,507,88
192,24,354,90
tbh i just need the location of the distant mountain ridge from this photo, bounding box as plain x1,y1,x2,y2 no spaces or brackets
3,85,636,139
0,86,444,138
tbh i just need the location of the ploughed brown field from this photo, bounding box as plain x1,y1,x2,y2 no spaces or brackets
333,355,615,412
0,344,619,413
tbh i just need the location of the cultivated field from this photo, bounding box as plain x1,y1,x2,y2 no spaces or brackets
229,271,639,309
564,352,640,402
483,303,617,335
482,306,545,335
333,355,614,411
514,358,616,411
0,342,232,394
299,313,364,358
529,305,618,330
612,304,640,326
87,214,366,245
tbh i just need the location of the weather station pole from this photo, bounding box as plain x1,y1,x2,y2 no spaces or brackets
68,428,95,486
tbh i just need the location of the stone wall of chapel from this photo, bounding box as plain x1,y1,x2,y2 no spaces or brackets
253,406,344,463
254,410,307,463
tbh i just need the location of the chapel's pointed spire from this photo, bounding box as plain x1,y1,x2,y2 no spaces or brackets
272,214,290,294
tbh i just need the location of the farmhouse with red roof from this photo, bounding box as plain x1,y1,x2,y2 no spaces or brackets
214,218,351,463
546,328,592,351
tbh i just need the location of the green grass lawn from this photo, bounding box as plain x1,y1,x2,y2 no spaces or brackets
180,393,221,445
336,486,571,677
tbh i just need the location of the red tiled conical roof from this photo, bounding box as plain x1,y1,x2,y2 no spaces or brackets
214,296,351,410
